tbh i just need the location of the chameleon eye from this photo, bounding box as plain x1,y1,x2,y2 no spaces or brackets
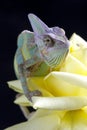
43,36,55,47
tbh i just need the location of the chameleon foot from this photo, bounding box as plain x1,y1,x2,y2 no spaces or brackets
26,90,42,102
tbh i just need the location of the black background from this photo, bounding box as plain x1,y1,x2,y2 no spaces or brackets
0,0,87,129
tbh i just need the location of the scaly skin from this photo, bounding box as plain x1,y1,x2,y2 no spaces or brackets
14,13,70,101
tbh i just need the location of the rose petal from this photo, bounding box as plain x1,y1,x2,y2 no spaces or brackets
60,110,87,130
69,33,87,52
32,96,87,110
60,54,87,75
7,80,23,93
71,48,87,67
44,71,87,96
7,77,53,97
5,114,59,130
28,109,65,121
14,95,32,106
51,72,87,89
69,33,87,67
28,77,53,97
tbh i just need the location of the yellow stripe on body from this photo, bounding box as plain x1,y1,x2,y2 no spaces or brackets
21,42,31,61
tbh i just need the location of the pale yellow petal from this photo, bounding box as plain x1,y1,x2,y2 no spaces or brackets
7,77,53,97
32,96,87,110
69,33,87,52
5,114,59,130
28,77,45,90
7,77,46,93
44,71,87,96
60,54,87,76
73,110,87,130
7,77,45,93
29,109,64,121
71,48,87,67
28,77,53,97
14,90,53,107
59,110,87,130
14,95,32,106
7,80,23,93
69,33,87,67
51,72,87,89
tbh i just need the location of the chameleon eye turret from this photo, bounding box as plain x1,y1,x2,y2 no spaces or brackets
14,13,70,102
43,35,55,47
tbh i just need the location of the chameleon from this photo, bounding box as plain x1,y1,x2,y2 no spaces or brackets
14,13,70,102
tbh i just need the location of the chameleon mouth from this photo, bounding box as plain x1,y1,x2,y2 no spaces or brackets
47,56,61,67
44,49,68,68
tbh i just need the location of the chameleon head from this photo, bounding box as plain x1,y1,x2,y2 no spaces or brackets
28,13,70,68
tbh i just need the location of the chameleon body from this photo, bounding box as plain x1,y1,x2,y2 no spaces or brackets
14,13,70,101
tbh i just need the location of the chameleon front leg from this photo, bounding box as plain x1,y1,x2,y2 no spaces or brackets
16,49,42,101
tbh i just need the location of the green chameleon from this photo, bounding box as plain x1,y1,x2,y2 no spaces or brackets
14,13,70,102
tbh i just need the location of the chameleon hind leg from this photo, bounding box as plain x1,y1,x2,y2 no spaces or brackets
16,49,42,101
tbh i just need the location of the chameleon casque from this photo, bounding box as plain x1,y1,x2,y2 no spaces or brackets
14,13,70,102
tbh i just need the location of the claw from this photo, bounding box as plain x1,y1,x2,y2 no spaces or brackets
26,90,42,102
